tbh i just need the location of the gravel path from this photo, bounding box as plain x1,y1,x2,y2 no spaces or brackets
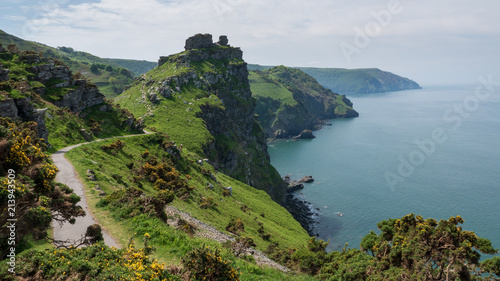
51,132,151,248
50,132,289,273
165,206,289,272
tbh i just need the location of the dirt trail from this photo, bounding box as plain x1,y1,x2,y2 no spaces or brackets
51,132,152,248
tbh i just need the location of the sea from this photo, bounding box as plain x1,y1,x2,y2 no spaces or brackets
268,83,500,255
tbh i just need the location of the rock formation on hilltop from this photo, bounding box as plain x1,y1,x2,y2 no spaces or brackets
118,34,286,202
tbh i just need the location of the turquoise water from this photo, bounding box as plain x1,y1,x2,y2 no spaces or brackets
268,84,500,253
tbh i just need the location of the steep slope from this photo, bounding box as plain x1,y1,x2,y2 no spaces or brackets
0,29,134,98
250,66,359,138
0,42,142,151
116,34,285,202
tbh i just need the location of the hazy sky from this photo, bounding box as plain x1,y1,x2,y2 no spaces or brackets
1,0,499,85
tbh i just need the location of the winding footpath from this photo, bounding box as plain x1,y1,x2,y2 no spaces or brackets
51,132,151,248
50,131,289,272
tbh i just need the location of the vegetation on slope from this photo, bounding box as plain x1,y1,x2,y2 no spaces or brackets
0,118,83,259
299,67,421,94
0,30,133,98
250,66,358,138
248,64,421,94
0,44,142,152
115,46,285,201
105,58,157,76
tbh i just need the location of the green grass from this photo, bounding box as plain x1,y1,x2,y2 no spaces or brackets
43,101,143,153
64,133,314,279
249,71,297,106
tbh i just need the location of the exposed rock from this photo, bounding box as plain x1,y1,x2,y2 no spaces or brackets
86,169,96,181
0,43,5,53
185,33,214,50
283,175,304,193
32,108,49,141
0,64,9,81
0,99,18,118
217,35,229,46
298,175,314,183
285,194,318,236
0,97,49,140
295,130,315,139
53,84,105,114
80,129,93,141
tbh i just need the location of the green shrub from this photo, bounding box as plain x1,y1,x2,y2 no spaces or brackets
182,245,239,281
226,218,244,235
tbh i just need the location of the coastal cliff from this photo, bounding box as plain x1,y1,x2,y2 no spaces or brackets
116,34,286,202
250,66,359,139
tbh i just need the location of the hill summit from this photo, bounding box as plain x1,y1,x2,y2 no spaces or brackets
117,34,286,201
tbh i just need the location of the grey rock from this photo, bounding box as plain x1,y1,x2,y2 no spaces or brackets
87,169,96,181
99,105,109,112
80,129,93,141
185,33,213,50
217,35,229,46
295,130,315,139
298,175,314,184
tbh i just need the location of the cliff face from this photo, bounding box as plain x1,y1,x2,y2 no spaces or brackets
250,66,359,138
117,34,285,202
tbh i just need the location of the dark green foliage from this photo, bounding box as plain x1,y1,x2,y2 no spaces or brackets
1,241,177,280
226,218,245,235
182,245,240,280
90,64,99,74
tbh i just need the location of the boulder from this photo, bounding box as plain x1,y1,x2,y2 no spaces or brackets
87,169,96,181
295,130,315,139
298,175,314,183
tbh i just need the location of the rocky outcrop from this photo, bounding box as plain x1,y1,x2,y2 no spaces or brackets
298,175,314,183
0,63,9,81
184,33,230,51
149,34,286,202
295,130,315,139
0,97,49,141
53,81,104,113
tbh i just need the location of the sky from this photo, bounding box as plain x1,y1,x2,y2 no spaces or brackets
1,0,499,85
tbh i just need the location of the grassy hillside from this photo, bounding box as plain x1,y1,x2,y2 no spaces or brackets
299,67,421,94
105,58,157,76
0,30,133,98
250,66,358,138
248,64,421,94
0,45,141,152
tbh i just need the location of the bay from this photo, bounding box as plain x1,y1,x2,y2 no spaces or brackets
268,84,500,253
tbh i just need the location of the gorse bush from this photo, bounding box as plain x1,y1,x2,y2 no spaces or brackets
182,245,239,281
226,218,245,235
2,241,179,280
0,118,84,258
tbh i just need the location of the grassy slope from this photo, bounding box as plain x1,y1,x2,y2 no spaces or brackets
249,71,297,106
65,134,313,280
0,48,139,152
0,30,133,98
115,54,221,156
105,58,157,76
250,66,356,134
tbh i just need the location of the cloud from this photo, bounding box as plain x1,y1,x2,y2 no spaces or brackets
5,0,500,83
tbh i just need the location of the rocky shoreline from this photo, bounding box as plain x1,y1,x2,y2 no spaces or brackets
283,175,320,236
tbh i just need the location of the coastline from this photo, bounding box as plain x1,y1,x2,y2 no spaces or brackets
285,192,320,236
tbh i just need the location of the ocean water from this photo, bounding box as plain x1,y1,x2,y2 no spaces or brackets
268,84,500,253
